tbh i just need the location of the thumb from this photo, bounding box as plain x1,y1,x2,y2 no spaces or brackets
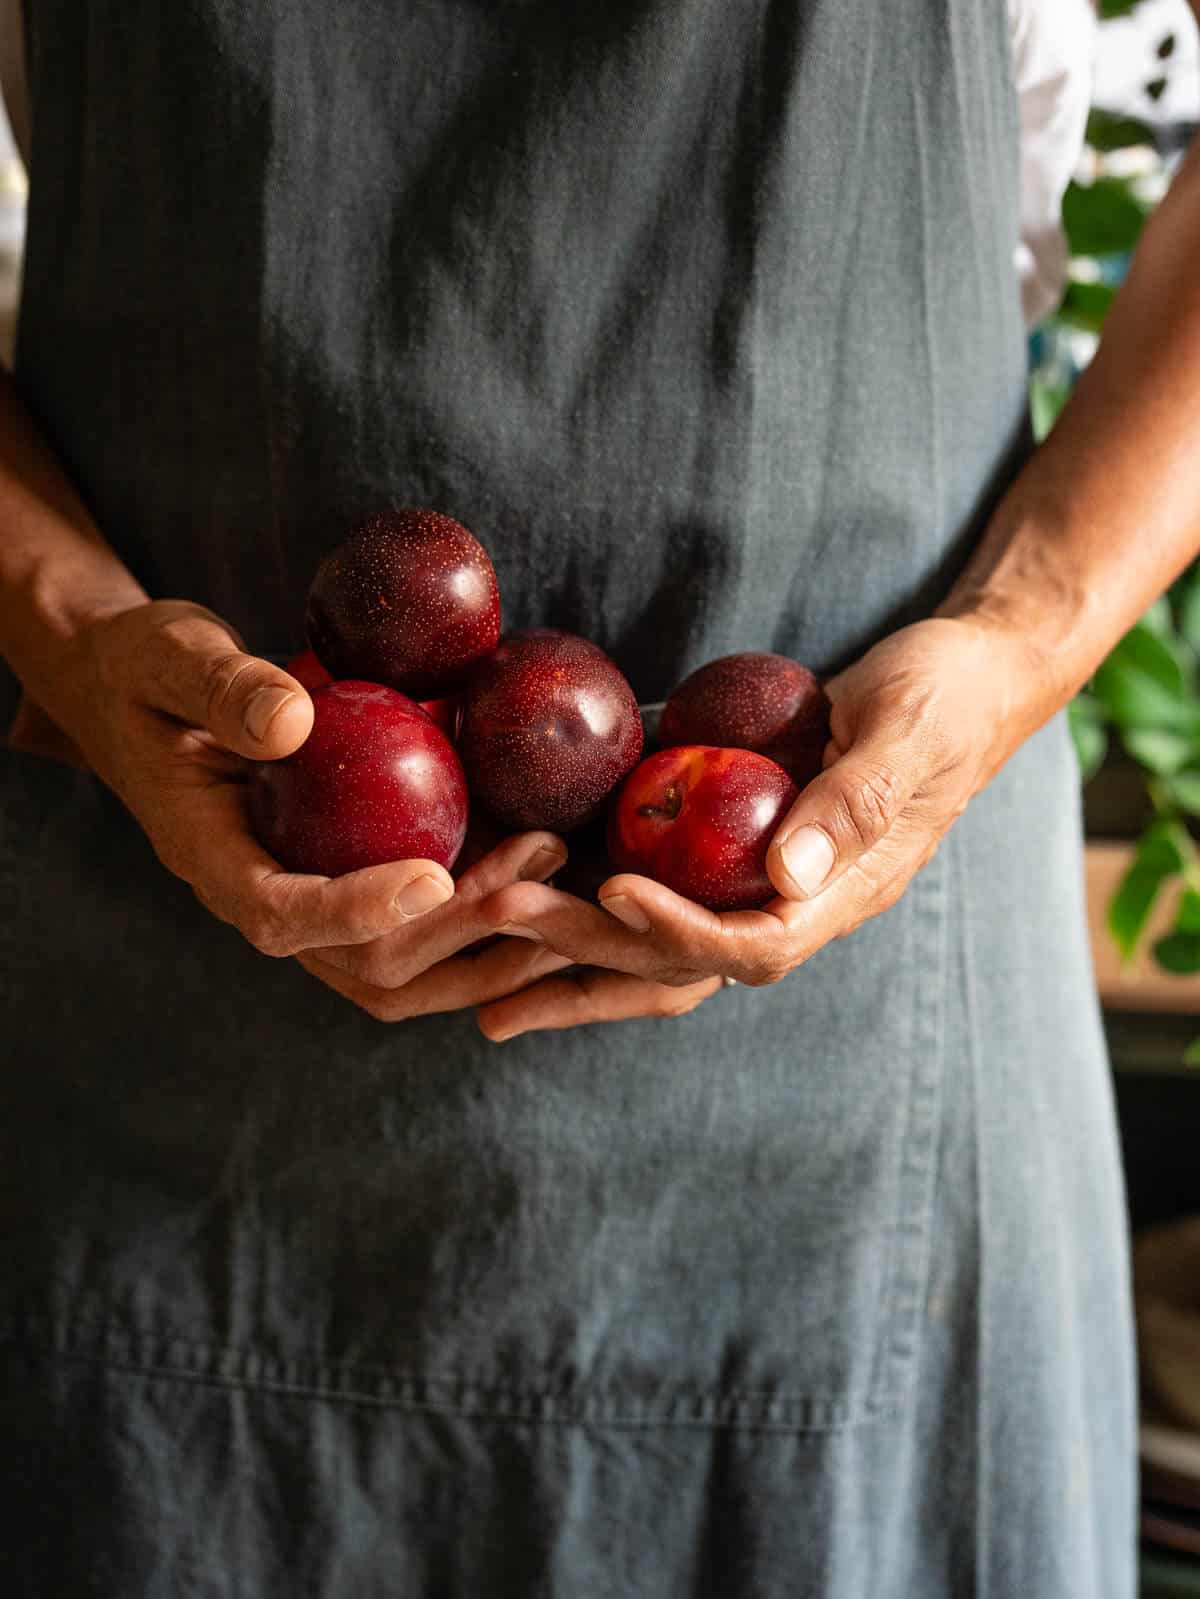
140,602,315,759
765,723,918,901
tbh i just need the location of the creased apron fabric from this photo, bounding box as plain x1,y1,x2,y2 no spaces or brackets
1,2,1135,1595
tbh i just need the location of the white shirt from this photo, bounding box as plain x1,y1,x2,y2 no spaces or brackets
1010,0,1097,326
0,0,1095,329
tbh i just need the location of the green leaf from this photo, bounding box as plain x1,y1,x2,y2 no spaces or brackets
1029,376,1071,443
1110,862,1170,961
1122,727,1199,775
1069,697,1109,781
1094,659,1197,731
1085,109,1157,151
1138,818,1192,875
1057,280,1117,334
1127,620,1192,693
1152,932,1200,974
1062,178,1150,257
1173,564,1200,651
1163,768,1200,815
1107,820,1190,961
1142,596,1174,637
1099,0,1146,16
1176,887,1200,935
1092,624,1200,733
1183,1038,1200,1066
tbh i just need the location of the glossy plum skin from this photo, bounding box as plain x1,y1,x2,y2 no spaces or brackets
305,508,501,700
458,628,643,832
285,650,461,740
658,652,831,790
248,681,469,877
607,745,799,911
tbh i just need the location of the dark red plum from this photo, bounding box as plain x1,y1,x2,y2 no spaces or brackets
306,508,501,700
458,628,643,832
658,651,831,790
248,681,469,877
607,745,798,911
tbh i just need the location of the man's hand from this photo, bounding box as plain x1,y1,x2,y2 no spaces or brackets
475,617,1040,1038
66,598,572,1016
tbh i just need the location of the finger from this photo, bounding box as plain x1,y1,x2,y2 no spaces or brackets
454,830,567,904
765,709,926,902
133,601,314,759
312,830,567,985
173,781,456,955
296,937,575,1023
481,876,779,986
478,968,724,1043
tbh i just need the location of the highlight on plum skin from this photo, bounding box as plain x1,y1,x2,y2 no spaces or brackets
305,507,501,701
458,628,643,834
247,680,469,878
607,745,799,912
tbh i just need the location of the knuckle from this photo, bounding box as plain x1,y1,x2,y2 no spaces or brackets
877,876,912,917
481,883,533,931
359,993,400,1023
150,833,187,881
837,764,902,850
202,651,257,724
240,904,291,958
739,950,788,988
355,947,400,990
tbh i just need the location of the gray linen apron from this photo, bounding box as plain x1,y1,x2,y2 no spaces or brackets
1,2,1136,1594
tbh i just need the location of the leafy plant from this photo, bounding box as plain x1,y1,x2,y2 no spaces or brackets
1084,574,1200,980
1034,0,1200,1044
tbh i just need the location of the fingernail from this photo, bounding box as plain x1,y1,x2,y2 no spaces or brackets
778,827,836,897
532,948,574,977
243,686,295,742
394,874,452,918
498,922,543,942
519,844,567,881
600,893,650,932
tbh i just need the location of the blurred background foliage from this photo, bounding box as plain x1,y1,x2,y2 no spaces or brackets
1032,0,1200,1009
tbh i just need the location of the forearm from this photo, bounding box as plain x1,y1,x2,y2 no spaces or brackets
0,368,147,736
940,136,1200,748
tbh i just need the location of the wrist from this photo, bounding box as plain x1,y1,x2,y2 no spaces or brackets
1,557,148,747
936,499,1107,737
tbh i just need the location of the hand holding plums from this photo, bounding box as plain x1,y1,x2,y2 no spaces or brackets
231,503,1009,1036
477,617,1028,1038
58,598,462,959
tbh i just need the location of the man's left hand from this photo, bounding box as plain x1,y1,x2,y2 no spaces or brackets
477,617,1041,1041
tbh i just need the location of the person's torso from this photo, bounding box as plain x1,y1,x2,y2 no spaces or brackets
0,0,1119,1517
16,0,1029,702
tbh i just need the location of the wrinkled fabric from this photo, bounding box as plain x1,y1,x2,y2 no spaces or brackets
1,2,1135,1595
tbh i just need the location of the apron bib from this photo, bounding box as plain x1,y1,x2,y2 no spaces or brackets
2,3,1135,1594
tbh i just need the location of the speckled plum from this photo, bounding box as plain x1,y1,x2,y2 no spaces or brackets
607,745,798,911
658,652,831,791
248,681,468,877
458,628,643,833
285,650,461,739
305,508,501,700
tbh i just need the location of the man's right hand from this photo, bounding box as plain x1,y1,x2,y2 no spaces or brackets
68,598,572,1017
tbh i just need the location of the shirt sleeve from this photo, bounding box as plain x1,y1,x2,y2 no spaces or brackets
1010,0,1096,328
0,0,28,168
